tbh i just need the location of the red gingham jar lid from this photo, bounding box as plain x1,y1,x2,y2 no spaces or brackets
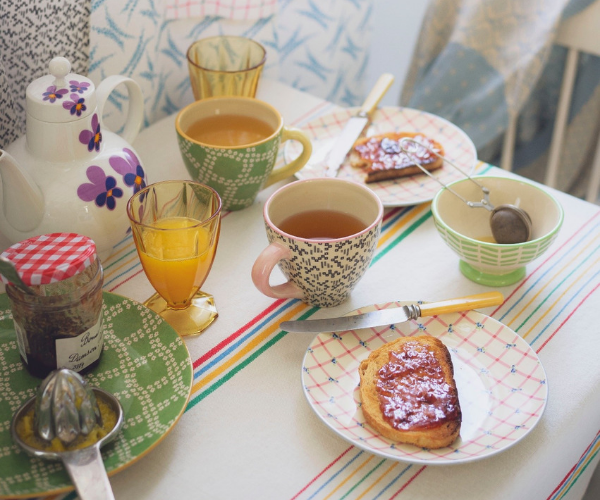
0,233,97,286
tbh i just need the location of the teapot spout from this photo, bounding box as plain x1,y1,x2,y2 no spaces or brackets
0,150,44,232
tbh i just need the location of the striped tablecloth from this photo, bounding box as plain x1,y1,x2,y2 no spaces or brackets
53,80,600,500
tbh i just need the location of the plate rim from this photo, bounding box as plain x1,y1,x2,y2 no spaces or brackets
0,291,194,499
300,302,548,466
286,105,478,207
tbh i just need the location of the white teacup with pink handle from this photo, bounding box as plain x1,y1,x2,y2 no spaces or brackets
251,178,383,308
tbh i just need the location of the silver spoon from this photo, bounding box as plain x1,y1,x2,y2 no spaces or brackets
0,256,36,294
11,370,123,500
398,137,532,244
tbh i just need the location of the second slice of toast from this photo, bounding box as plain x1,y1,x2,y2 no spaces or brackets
350,131,444,183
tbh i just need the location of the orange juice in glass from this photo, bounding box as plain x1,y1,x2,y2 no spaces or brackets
127,181,222,336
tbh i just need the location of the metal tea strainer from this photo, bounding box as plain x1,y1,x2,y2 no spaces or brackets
399,137,532,244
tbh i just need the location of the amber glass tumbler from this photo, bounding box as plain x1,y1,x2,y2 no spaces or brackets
186,36,266,100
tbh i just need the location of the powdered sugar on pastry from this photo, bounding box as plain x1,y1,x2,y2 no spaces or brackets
350,132,444,183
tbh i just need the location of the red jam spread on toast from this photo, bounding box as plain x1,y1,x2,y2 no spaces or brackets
354,134,441,174
375,340,460,430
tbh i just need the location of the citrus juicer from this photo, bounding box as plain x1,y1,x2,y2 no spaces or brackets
11,369,124,500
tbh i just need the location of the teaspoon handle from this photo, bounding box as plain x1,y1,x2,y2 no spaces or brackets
61,446,116,500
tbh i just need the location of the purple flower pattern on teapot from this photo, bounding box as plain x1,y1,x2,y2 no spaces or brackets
69,80,90,94
77,148,148,211
77,166,123,211
79,113,102,152
63,94,87,117
109,148,147,195
42,85,68,103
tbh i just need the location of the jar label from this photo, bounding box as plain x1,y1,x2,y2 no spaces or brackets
55,315,104,372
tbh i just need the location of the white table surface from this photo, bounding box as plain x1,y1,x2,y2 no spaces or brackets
88,79,600,499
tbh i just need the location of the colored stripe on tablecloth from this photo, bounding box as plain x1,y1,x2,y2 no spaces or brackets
290,446,355,500
102,163,488,410
185,165,500,408
184,164,496,409
547,430,600,500
290,450,426,500
490,210,600,351
185,200,437,410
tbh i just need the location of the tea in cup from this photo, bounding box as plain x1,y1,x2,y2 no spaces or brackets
252,178,383,307
176,96,312,211
187,35,266,100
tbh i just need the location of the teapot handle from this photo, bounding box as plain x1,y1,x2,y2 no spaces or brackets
95,76,144,145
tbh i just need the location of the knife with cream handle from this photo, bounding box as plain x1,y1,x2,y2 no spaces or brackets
280,291,504,333
325,73,395,178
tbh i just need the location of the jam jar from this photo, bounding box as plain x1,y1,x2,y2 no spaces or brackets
1,233,104,378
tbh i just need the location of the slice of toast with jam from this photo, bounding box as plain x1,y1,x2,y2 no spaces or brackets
359,336,461,449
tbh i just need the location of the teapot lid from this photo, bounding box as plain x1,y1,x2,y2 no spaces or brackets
26,57,96,123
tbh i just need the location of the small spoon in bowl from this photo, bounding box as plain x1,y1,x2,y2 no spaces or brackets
398,138,532,244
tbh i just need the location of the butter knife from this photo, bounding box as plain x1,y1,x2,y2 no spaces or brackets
325,73,395,178
280,292,504,333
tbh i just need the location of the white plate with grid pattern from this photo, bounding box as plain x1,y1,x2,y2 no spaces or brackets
285,107,477,207
301,301,547,465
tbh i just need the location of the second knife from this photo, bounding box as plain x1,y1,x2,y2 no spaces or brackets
325,73,395,178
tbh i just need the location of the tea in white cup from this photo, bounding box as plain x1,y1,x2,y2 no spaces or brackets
252,178,383,307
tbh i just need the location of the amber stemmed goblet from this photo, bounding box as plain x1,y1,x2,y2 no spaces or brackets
127,180,222,336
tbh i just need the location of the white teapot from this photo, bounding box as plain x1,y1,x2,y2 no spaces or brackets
0,57,146,261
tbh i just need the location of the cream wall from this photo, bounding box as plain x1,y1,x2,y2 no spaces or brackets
366,0,431,106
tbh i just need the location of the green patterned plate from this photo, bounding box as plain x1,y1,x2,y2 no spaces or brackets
0,292,193,498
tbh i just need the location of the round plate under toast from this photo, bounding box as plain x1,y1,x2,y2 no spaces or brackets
301,302,547,465
284,106,477,207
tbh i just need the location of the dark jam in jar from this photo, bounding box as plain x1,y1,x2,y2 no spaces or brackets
3,234,105,379
375,340,460,430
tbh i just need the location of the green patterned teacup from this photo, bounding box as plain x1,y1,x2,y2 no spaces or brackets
176,96,312,211
432,176,563,286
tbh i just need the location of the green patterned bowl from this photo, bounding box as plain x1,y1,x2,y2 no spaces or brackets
431,176,564,286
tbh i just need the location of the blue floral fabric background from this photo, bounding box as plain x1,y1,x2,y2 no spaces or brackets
400,0,600,197
89,0,374,133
